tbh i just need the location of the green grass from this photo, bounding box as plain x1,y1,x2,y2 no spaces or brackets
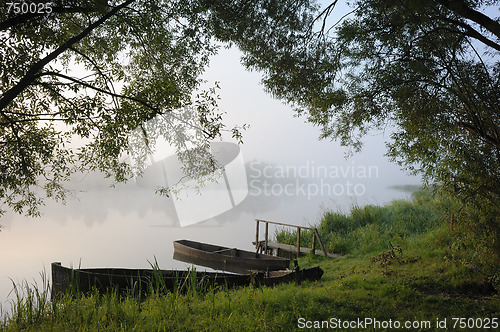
276,190,445,256
2,190,499,331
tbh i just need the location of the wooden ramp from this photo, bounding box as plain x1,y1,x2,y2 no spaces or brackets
254,218,343,259
254,241,343,258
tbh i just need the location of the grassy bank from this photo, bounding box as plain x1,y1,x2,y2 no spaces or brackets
276,190,449,256
2,191,499,331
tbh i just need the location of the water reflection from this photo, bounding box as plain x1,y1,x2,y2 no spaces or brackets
0,158,419,315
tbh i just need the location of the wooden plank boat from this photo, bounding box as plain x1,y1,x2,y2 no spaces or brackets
51,262,251,297
51,262,323,297
173,239,291,274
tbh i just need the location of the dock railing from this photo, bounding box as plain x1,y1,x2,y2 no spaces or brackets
255,219,328,258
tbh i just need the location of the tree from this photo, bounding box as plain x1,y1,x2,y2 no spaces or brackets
227,0,499,215
2,0,499,229
0,0,247,217
214,0,499,259
1,0,321,218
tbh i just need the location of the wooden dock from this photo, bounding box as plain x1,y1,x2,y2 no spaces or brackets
254,240,343,258
254,219,343,258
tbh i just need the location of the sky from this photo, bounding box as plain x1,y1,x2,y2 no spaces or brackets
200,44,419,183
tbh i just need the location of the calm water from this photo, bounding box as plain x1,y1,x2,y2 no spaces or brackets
0,161,418,315
1,46,421,315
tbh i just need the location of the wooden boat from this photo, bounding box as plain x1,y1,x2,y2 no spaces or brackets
173,239,291,274
51,262,323,297
51,262,251,297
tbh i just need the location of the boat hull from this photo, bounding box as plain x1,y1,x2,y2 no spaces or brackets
51,262,250,298
173,239,290,274
51,262,323,297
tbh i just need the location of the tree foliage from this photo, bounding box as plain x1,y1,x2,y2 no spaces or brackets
0,0,238,216
1,0,499,225
234,0,499,218
0,0,321,217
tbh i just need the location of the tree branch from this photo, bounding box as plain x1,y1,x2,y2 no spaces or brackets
308,1,338,37
0,117,91,125
435,0,500,40
440,16,500,52
458,121,500,150
35,80,100,128
35,71,158,111
0,0,135,113
34,71,214,139
68,46,121,109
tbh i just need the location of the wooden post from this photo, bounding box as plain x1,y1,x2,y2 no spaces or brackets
296,227,301,258
255,220,259,250
312,230,316,255
264,222,269,255
314,228,328,256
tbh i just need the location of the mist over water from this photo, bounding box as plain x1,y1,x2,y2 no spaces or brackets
0,47,421,314
0,160,418,313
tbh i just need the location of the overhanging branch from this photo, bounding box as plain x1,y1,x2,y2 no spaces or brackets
34,72,214,138
435,0,500,40
458,121,500,150
35,71,159,111
441,16,500,52
0,0,135,113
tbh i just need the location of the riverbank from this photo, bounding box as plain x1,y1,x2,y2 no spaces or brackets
2,191,499,331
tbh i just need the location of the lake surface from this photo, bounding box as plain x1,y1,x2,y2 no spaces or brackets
0,161,418,315
0,46,421,316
